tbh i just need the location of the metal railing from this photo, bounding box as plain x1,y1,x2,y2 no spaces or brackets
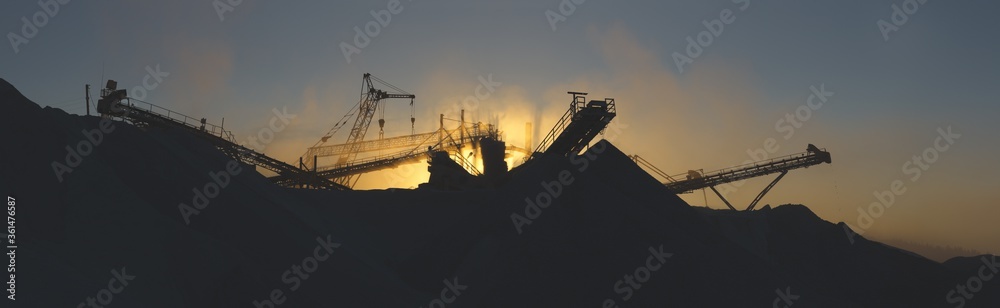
125,98,237,143
108,97,348,190
664,148,830,194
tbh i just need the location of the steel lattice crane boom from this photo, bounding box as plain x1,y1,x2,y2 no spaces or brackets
344,73,416,148
307,73,415,188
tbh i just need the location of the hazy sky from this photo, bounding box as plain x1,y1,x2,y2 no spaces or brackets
2,0,998,253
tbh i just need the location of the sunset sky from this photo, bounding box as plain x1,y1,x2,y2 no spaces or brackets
3,0,998,253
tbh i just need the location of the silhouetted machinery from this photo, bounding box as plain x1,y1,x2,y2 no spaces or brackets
95,80,128,116
295,73,508,189
93,80,349,190
92,75,830,196
529,91,617,160
94,75,505,191
646,144,832,211
324,74,415,187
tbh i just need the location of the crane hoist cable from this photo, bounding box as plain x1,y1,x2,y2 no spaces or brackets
327,73,416,188
378,102,386,139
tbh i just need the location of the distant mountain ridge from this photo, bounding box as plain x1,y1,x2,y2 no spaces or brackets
875,237,987,263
